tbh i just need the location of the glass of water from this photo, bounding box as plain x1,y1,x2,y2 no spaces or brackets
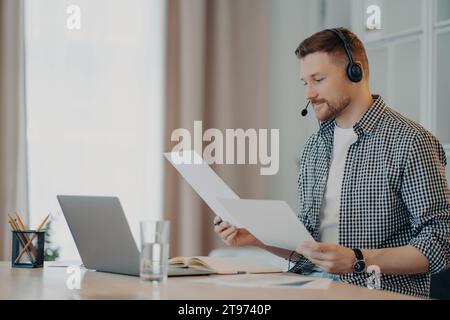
140,220,170,282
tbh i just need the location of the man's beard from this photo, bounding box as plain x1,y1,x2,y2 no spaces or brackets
312,96,351,122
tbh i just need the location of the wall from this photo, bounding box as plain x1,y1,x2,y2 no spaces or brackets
267,0,321,211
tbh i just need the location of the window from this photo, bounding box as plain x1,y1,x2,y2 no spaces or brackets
25,0,166,261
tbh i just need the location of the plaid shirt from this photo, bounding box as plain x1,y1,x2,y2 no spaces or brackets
291,95,450,298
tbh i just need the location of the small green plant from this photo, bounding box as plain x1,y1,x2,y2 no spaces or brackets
44,220,60,261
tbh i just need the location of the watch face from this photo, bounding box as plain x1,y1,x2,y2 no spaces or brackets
354,261,366,273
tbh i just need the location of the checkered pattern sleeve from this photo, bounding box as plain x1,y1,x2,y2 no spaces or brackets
297,135,314,222
401,131,450,274
289,135,318,273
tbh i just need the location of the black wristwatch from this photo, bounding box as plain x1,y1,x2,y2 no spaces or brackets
352,248,366,273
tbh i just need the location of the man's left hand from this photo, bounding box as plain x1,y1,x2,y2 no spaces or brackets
296,242,356,274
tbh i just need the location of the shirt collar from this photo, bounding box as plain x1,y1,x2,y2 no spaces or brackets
318,94,386,137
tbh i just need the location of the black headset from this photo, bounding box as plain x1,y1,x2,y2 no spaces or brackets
301,28,362,117
327,28,363,83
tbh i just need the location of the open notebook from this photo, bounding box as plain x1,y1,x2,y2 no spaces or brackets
169,256,283,275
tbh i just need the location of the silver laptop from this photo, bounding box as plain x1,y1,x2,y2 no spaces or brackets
57,195,213,277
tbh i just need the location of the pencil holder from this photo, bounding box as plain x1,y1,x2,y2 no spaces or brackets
11,231,45,268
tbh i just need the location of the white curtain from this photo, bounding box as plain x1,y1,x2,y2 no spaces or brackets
164,0,269,257
0,0,28,260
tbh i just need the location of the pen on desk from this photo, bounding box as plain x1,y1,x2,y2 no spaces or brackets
14,214,50,264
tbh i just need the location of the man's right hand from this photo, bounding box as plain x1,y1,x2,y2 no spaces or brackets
213,216,263,247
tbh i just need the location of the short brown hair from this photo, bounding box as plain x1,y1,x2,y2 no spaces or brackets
295,27,369,79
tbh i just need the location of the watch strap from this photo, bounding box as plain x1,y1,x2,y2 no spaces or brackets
353,248,364,261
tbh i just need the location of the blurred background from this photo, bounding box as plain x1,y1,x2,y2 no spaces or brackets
0,0,449,263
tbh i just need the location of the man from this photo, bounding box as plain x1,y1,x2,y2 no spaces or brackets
214,27,450,298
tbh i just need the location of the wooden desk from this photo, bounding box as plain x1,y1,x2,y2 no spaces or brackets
0,262,421,300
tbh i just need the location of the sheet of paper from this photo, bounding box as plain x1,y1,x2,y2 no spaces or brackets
45,260,83,268
164,150,242,227
193,274,331,290
217,198,315,251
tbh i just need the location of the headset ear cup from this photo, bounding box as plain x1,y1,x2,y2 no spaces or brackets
347,63,363,82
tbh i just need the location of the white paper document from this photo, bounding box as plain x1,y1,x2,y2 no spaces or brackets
194,274,332,290
164,150,242,226
217,198,315,251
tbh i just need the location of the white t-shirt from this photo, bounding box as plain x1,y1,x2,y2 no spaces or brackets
319,124,358,244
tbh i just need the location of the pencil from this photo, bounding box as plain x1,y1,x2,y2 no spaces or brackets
8,214,35,262
15,211,37,257
14,214,50,264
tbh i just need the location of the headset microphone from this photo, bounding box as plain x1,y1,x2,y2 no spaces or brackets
301,101,311,117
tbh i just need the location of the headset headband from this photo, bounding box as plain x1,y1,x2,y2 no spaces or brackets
327,28,355,64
